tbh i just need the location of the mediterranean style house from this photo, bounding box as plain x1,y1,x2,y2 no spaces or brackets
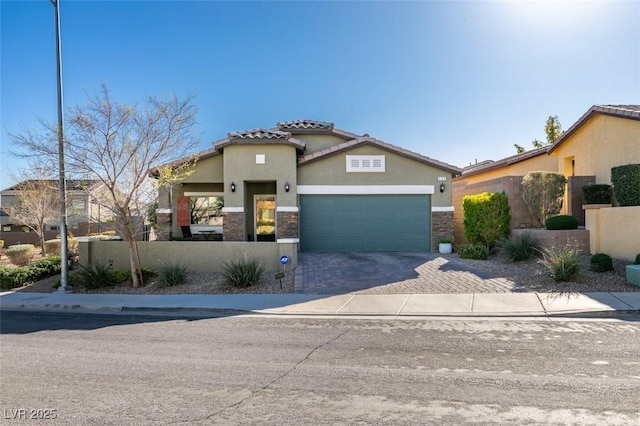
153,120,461,252
453,104,640,243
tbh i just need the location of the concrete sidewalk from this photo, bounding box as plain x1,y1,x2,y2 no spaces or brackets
1,291,639,318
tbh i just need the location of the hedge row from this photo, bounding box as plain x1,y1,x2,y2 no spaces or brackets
0,256,63,290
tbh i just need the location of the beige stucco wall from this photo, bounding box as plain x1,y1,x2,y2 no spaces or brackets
455,153,558,186
297,145,455,207
79,240,298,272
296,134,350,153
551,115,640,184
585,205,640,262
223,144,298,208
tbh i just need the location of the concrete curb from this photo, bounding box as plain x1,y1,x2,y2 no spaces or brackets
1,291,639,320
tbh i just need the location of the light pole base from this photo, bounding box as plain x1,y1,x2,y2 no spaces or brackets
57,286,73,294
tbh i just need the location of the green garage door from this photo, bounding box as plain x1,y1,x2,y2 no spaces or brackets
300,195,431,252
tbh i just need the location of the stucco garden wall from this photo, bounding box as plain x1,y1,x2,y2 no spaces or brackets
79,241,298,273
512,228,590,254
585,205,640,262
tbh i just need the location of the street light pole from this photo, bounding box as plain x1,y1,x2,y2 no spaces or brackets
51,0,70,292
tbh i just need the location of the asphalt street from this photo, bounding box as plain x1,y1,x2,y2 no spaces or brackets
1,311,639,425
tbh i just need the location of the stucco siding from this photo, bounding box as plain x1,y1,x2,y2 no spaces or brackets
456,154,557,186
551,115,640,184
585,205,640,262
223,144,298,208
297,134,350,153
297,145,455,207
182,154,224,183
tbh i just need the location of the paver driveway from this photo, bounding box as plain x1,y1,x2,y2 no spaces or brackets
296,252,519,294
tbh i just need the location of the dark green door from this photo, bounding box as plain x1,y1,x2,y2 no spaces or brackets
300,195,431,252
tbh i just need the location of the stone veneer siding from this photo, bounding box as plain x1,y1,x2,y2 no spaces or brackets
431,211,454,251
277,211,299,239
155,212,172,241
567,175,595,227
223,212,245,241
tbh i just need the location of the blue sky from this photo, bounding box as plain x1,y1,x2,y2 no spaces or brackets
1,0,638,189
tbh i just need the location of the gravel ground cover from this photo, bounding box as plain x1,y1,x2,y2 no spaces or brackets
8,252,639,295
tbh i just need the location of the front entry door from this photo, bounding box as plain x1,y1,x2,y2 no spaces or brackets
254,195,276,241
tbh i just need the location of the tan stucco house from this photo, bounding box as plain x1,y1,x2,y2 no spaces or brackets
153,120,461,252
453,104,640,243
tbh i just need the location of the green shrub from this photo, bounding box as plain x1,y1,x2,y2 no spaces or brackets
538,245,581,282
635,253,640,265
462,192,511,249
0,266,35,289
222,257,264,288
589,253,614,272
73,263,121,289
545,215,578,230
611,164,640,206
156,262,189,287
457,243,489,260
110,269,132,284
5,244,35,266
29,256,63,276
0,255,62,290
498,233,540,262
582,184,613,205
522,171,567,226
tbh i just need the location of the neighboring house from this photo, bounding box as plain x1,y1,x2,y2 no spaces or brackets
0,180,117,244
453,104,640,243
153,120,461,252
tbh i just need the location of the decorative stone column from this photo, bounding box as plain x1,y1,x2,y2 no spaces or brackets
277,210,299,240
155,209,172,241
432,210,454,251
223,211,245,241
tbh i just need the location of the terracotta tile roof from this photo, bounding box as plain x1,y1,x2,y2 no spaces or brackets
459,146,550,177
214,129,306,151
549,104,640,153
277,120,334,131
228,129,292,140
298,136,462,175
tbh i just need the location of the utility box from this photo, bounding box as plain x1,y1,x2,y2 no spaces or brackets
625,264,640,287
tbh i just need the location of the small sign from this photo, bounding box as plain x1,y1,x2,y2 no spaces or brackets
280,255,290,265
437,176,447,181
275,272,285,279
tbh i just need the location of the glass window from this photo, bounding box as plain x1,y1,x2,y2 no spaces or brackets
190,196,224,225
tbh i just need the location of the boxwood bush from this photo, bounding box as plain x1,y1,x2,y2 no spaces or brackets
457,243,489,260
6,244,35,266
611,164,640,206
589,253,614,272
545,215,578,230
582,184,613,205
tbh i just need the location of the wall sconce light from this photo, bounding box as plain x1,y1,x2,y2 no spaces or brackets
231,182,236,192
285,181,290,192
440,182,446,193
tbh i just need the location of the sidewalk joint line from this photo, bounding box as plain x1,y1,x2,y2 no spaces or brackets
335,295,356,313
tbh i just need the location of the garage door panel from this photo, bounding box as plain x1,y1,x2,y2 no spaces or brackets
300,195,431,252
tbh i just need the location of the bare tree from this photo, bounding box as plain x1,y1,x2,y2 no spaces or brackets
4,163,60,255
11,85,199,287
